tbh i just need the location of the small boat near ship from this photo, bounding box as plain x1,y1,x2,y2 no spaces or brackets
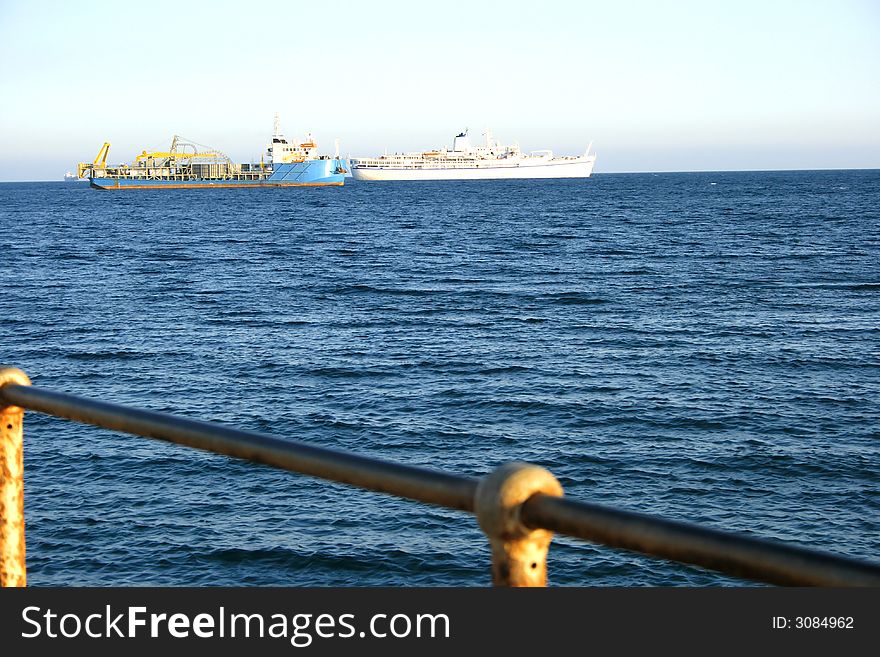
77,115,347,190
350,129,596,181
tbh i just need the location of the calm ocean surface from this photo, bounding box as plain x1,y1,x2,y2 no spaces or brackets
1,171,878,586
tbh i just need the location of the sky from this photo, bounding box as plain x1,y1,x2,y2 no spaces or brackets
0,0,878,180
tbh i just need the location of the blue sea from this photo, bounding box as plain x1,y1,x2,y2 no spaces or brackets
1,171,878,586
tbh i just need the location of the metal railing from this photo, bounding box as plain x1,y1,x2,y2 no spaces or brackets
2,366,879,588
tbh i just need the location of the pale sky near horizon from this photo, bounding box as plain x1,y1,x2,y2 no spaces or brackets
0,0,878,180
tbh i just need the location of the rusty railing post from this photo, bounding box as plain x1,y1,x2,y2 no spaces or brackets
0,366,30,587
475,462,564,587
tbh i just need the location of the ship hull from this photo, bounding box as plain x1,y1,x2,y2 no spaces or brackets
351,155,595,181
90,159,347,190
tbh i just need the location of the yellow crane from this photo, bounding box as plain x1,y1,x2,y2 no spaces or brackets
134,150,223,162
76,142,110,178
134,135,229,164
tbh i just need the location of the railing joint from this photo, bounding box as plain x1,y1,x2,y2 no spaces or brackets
474,462,563,587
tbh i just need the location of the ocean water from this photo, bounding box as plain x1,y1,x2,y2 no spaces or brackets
1,171,878,586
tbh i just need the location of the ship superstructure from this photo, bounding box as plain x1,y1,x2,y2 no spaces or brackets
76,115,347,189
350,130,596,181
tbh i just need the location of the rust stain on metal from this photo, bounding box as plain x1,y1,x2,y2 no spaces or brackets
0,367,30,587
475,462,563,587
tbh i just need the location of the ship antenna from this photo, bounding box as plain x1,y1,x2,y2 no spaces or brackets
274,112,280,138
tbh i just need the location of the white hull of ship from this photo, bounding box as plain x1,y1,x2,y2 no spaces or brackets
351,155,596,181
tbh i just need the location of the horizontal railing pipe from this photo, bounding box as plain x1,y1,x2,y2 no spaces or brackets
0,384,477,512
521,494,880,587
3,378,880,587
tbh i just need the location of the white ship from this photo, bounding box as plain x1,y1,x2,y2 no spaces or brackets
350,130,596,181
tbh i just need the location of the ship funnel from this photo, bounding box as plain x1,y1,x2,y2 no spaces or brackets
452,131,471,152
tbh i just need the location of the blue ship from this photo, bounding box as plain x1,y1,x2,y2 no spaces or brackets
77,115,347,190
